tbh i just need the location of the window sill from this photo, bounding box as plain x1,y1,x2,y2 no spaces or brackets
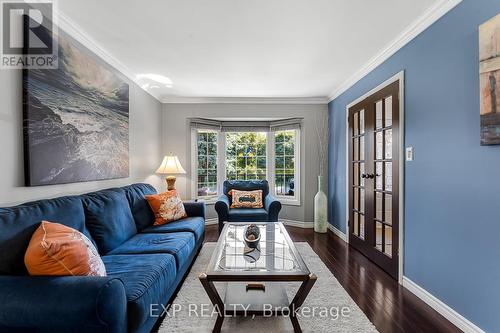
277,198,301,206
193,198,218,205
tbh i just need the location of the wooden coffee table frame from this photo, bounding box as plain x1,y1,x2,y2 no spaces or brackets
199,223,317,333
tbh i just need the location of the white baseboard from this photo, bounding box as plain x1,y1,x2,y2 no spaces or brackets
402,277,485,333
280,219,314,228
328,223,347,242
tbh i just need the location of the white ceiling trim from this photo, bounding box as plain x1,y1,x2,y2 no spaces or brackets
56,11,163,102
161,96,328,104
327,0,463,102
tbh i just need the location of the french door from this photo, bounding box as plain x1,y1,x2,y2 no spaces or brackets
348,80,400,279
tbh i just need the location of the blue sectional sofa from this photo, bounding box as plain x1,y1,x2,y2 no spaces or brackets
0,183,205,333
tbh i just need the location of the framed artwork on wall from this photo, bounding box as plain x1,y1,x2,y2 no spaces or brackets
480,13,500,145
23,21,130,186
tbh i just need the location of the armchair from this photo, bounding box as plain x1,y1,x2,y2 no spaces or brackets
215,180,282,233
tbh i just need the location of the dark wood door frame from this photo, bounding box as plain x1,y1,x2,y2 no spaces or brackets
345,71,405,284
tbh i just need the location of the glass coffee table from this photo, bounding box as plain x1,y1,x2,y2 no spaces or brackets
199,222,317,333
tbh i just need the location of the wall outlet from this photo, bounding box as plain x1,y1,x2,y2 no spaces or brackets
405,147,414,161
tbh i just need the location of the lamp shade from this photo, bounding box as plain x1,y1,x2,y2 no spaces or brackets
155,155,186,174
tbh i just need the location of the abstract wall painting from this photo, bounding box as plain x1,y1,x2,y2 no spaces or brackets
480,13,500,145
23,29,129,186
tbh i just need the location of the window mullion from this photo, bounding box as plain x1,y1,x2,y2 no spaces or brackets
218,132,225,196
267,132,275,196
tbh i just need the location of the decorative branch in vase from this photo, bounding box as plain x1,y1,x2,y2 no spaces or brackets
314,111,329,233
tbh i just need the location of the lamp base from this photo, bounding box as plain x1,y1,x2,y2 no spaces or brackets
166,175,177,191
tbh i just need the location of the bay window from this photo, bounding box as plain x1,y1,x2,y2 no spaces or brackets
191,119,301,205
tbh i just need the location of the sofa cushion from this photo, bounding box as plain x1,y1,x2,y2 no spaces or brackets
83,190,137,254
228,208,269,222
122,183,157,231
142,217,205,242
0,195,87,275
102,254,176,331
25,221,106,277
108,232,195,270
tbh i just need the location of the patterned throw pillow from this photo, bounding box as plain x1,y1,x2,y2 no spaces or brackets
230,189,264,208
145,190,187,225
24,221,106,276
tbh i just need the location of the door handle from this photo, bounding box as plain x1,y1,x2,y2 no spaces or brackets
361,173,375,179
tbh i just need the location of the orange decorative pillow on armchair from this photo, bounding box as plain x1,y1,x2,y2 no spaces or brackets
145,190,187,225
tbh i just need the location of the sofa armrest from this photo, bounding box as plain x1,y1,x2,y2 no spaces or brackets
265,195,282,222
183,201,206,219
0,276,127,333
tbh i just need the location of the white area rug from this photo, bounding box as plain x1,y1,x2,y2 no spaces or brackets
159,242,378,333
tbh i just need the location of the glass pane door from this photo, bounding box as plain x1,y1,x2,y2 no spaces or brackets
348,80,400,280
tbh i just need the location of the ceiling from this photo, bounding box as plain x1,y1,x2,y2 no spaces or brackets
57,0,441,102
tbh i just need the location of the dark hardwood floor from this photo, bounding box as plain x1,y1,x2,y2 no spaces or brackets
204,224,461,333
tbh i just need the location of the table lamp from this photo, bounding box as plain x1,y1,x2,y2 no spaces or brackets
156,154,186,190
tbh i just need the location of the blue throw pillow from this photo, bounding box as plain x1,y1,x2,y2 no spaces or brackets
83,190,137,254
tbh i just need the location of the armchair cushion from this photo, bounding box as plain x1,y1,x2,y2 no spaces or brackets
223,180,269,200
228,208,268,222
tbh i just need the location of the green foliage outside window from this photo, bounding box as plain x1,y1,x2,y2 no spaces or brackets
226,132,267,181
197,131,218,197
275,130,295,196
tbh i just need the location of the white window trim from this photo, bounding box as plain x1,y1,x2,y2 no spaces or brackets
190,129,220,204
272,128,301,206
191,128,301,206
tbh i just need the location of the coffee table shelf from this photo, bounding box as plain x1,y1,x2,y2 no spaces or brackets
199,222,316,333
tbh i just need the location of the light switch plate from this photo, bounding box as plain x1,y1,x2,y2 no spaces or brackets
406,147,414,161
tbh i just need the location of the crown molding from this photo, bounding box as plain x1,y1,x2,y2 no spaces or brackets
327,0,463,102
55,11,163,102
161,96,328,104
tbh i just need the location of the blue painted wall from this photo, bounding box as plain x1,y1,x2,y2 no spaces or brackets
328,0,500,331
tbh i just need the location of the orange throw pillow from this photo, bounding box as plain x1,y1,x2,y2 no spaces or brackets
230,189,263,208
24,221,106,276
145,190,187,225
